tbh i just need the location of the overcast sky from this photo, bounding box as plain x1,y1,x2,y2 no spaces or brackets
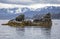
0,0,60,8
0,0,60,5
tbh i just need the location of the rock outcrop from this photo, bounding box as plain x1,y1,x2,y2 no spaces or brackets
2,13,52,28
33,13,52,28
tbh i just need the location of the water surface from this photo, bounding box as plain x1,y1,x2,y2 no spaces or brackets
0,20,60,39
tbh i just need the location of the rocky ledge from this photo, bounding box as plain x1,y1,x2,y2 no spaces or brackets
2,13,52,28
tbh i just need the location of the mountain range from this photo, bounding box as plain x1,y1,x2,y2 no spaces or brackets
0,6,60,19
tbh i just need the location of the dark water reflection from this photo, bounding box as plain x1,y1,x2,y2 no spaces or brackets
15,27,51,39
40,28,51,39
16,27,25,36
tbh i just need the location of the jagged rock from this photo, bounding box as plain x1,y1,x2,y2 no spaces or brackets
15,14,25,21
33,13,52,28
2,13,52,28
33,13,51,22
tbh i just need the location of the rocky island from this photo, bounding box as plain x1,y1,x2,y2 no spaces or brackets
2,13,52,28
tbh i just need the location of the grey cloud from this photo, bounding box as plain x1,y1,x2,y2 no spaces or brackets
33,0,60,4
0,0,60,5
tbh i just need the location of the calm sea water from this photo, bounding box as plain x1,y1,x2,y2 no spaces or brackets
0,20,60,39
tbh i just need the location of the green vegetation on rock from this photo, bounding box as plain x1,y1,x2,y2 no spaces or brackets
15,14,25,21
2,13,52,28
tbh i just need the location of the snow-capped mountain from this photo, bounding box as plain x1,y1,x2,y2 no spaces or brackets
35,6,60,14
0,7,32,14
1,6,60,14
0,6,60,19
0,7,31,19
